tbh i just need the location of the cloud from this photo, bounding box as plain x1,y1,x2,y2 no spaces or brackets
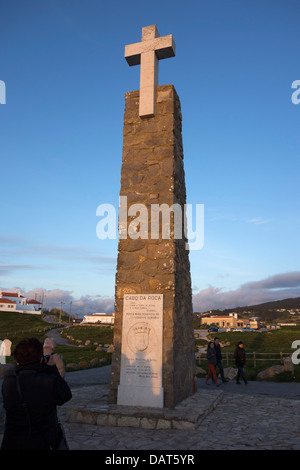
5,271,300,317
73,295,114,315
245,218,271,225
243,272,300,290
0,287,114,317
192,271,300,312
0,265,46,277
208,214,272,226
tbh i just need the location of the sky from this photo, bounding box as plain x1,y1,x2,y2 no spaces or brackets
0,0,300,316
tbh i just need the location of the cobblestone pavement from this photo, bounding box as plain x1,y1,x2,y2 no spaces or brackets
57,389,300,450
1,367,300,451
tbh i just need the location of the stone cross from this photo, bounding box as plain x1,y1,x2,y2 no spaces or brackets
125,25,175,118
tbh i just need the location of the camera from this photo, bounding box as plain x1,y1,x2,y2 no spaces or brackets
42,354,51,364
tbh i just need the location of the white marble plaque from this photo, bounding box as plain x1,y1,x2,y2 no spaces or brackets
117,294,164,407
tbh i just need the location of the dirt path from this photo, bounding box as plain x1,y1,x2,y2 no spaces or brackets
45,327,73,346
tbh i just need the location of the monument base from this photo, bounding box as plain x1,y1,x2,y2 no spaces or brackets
67,384,223,430
117,385,164,408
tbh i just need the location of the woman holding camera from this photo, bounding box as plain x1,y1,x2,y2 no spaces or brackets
1,337,72,450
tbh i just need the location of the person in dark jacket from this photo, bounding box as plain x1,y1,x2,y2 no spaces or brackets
214,337,228,383
234,341,248,385
1,337,72,450
205,341,221,386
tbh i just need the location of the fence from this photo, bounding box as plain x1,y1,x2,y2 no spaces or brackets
197,350,292,368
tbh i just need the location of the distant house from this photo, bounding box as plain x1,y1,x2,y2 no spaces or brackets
202,313,249,329
248,317,261,329
27,299,42,308
0,292,26,305
0,291,42,314
81,312,115,325
0,298,17,311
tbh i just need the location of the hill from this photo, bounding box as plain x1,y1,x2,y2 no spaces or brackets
194,297,300,324
224,297,300,313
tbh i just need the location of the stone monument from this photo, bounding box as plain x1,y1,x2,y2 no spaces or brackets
109,25,195,409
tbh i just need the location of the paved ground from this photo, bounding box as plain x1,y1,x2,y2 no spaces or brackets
1,366,300,451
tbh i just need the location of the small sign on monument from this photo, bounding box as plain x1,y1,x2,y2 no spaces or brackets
117,294,164,408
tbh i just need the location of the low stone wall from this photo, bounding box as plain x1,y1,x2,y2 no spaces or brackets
68,387,223,430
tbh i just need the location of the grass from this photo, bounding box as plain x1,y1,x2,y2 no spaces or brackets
208,326,300,353
0,312,113,370
54,344,112,368
57,325,114,368
0,311,59,346
60,325,114,345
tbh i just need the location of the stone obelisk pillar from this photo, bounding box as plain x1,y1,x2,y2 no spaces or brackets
109,26,195,409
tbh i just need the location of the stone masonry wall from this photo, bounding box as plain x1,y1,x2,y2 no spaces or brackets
109,85,195,408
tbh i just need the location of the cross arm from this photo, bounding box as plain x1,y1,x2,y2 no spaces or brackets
125,35,175,66
155,35,176,60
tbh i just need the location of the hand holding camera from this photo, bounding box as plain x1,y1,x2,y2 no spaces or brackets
43,338,56,366
42,353,55,365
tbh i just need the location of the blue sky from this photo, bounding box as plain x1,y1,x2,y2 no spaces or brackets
1,0,300,314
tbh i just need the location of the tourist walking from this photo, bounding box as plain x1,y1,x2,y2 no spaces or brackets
1,337,72,450
214,337,228,383
234,341,248,385
206,341,221,386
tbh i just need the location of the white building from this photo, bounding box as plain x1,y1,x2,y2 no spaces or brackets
81,312,115,325
0,291,42,314
0,298,17,311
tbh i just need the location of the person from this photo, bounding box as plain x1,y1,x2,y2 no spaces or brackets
214,337,228,383
205,341,221,386
43,337,66,378
1,337,72,450
234,341,248,385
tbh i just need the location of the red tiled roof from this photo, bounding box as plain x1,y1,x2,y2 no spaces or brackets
0,298,16,304
208,315,234,318
1,292,24,298
27,299,42,304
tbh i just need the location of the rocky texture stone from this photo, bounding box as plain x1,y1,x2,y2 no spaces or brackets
109,85,195,408
257,365,285,379
284,357,295,375
89,358,99,368
222,367,238,381
66,363,80,371
79,361,90,370
257,359,295,380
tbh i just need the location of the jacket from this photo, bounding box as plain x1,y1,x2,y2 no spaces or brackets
214,343,222,362
234,347,246,366
206,347,217,365
1,362,72,450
